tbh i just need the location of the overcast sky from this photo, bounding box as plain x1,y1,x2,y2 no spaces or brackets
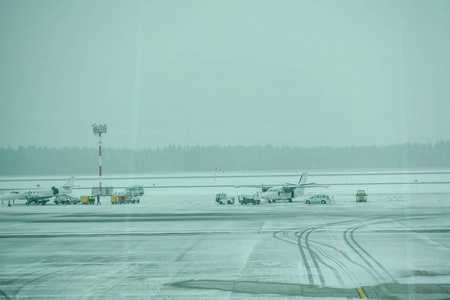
1,0,449,149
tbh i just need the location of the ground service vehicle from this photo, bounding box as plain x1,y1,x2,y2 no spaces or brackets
238,194,261,205
111,195,140,204
356,190,368,202
80,196,96,204
125,185,144,196
54,194,80,205
305,194,330,204
215,193,235,205
111,195,127,204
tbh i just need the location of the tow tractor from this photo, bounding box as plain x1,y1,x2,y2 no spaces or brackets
215,193,235,205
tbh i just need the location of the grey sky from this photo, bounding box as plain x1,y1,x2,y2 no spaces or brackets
1,0,449,149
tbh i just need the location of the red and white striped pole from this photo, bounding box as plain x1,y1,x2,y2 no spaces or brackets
92,124,107,196
98,132,102,195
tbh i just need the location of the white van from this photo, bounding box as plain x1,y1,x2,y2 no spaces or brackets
304,194,330,204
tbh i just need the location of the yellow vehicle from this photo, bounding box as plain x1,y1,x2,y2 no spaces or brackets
111,195,127,204
111,195,140,204
80,196,96,204
356,190,368,202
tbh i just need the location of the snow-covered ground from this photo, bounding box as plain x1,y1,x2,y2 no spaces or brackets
0,171,449,299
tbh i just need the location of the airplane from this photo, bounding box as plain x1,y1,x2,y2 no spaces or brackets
0,177,75,206
235,173,328,203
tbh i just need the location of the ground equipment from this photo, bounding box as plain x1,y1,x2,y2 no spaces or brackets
238,194,261,205
356,190,368,202
215,193,235,205
54,194,80,205
80,196,96,204
111,194,140,204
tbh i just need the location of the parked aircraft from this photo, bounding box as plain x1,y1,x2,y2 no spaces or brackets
0,177,75,206
235,173,327,203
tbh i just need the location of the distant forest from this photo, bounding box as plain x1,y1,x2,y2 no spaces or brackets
0,141,449,175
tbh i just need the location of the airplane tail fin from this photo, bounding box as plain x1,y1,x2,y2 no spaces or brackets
297,172,308,185
63,177,75,187
61,177,75,194
295,172,308,197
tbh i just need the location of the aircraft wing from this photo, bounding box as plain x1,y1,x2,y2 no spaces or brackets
25,194,54,201
282,183,330,193
233,184,274,188
285,183,329,187
233,184,273,192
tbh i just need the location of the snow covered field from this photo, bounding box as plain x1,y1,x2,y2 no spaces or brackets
0,171,449,299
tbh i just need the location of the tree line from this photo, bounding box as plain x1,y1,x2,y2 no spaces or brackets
0,141,449,175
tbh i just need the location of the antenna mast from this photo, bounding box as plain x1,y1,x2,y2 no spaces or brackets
92,124,107,195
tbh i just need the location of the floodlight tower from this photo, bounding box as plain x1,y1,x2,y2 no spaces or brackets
92,124,107,195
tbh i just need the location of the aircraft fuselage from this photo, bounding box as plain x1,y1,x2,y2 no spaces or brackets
260,188,304,203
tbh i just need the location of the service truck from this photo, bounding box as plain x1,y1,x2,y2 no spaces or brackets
54,194,80,205
125,185,145,196
238,193,261,205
